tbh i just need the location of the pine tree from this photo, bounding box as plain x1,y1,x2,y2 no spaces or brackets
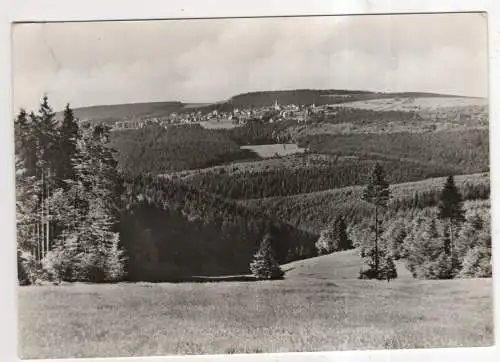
36,95,60,177
360,163,391,279
403,217,456,279
382,219,407,260
379,250,397,281
315,227,336,255
335,216,352,251
250,233,284,280
15,157,43,282
459,246,491,278
438,176,465,255
14,96,61,269
316,215,352,255
56,104,79,186
68,123,126,282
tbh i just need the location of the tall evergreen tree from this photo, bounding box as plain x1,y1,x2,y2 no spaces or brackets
36,95,60,176
250,233,284,280
379,250,397,282
315,215,352,254
43,123,126,282
438,175,465,255
15,97,126,283
56,103,79,186
335,216,352,251
15,97,62,265
14,109,38,177
360,163,391,278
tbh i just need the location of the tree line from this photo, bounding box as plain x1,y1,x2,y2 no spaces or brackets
16,97,125,284
15,97,491,283
301,129,489,175
309,107,424,125
119,173,316,280
110,124,258,176
185,157,465,200
317,165,491,280
15,98,318,284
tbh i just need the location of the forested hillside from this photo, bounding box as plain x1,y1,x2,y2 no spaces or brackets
59,89,455,123
15,93,491,285
65,101,185,124
221,90,450,109
241,173,490,234
182,155,457,199
110,124,258,175
120,174,316,280
300,129,489,175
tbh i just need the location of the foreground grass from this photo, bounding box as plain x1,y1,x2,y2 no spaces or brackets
19,251,493,359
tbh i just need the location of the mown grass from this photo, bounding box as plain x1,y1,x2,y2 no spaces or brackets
18,250,493,359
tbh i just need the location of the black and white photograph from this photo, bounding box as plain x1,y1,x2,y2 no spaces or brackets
11,11,493,360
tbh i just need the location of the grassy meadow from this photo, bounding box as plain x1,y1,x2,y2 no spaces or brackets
18,250,493,359
240,144,306,158
340,96,488,112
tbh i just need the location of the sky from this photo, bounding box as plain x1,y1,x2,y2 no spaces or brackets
12,13,488,112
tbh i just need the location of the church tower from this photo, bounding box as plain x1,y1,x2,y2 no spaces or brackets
274,99,280,110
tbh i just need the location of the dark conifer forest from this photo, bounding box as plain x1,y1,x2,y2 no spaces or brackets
15,93,491,284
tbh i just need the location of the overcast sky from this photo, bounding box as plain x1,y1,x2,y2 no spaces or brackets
12,13,488,112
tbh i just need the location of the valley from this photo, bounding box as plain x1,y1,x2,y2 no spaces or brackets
16,89,492,358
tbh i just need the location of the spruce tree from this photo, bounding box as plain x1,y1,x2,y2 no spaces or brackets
438,176,465,255
36,95,60,177
57,104,79,186
459,246,492,278
335,216,352,251
14,109,40,177
250,233,284,280
379,250,397,281
315,216,351,255
70,124,125,281
403,217,456,279
360,163,391,279
315,226,335,255
15,97,61,266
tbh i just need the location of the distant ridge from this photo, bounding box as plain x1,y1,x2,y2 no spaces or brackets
58,89,478,124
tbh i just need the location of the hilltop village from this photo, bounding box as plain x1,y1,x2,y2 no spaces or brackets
110,100,333,130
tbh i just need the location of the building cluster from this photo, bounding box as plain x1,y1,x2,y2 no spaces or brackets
110,100,333,130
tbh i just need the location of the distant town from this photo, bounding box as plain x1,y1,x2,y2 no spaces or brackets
109,100,334,130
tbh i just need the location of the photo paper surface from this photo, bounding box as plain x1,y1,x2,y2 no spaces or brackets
10,11,493,360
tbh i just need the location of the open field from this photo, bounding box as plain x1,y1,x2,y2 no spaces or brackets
199,120,240,129
340,97,488,112
18,250,493,359
240,144,306,158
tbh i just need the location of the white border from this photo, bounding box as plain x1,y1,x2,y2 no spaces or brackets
1,1,498,362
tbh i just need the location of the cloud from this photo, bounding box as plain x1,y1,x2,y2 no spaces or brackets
12,13,488,112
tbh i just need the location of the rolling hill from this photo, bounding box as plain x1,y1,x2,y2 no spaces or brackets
282,249,413,280
58,89,462,123
119,174,317,281
241,173,490,233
